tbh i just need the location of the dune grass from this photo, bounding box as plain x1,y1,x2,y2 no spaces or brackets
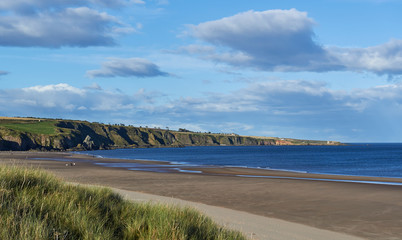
0,166,246,240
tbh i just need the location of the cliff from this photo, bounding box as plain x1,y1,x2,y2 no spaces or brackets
0,117,341,151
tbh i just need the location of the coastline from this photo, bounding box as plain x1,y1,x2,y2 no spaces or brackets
1,151,402,239
70,150,402,186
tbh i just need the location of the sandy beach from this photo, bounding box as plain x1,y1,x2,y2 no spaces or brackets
1,151,402,240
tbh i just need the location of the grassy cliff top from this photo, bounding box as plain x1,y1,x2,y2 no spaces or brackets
0,120,57,135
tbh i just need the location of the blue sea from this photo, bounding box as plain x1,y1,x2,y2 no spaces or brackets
76,143,402,179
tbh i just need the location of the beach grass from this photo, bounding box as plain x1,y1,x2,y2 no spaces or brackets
0,165,246,240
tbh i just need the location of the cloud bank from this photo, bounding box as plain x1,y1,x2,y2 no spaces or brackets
0,0,134,47
1,81,402,141
188,9,335,72
87,58,169,78
0,83,141,118
185,9,402,76
0,0,128,13
329,39,402,75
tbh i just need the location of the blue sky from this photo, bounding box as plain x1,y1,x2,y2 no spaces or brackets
1,0,402,142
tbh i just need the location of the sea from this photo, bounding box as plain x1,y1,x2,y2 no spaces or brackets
76,143,402,179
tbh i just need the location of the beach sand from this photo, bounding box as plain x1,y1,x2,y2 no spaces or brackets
1,151,402,240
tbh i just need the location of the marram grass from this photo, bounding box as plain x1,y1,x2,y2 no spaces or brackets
0,166,246,240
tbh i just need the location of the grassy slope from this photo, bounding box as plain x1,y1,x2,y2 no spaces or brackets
0,121,57,135
0,166,246,240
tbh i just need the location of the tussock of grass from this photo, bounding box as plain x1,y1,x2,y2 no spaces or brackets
0,166,246,240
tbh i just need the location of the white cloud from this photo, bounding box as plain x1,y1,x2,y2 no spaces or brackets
191,9,315,43
0,2,133,47
87,58,169,78
0,0,128,13
187,9,336,72
0,83,142,116
183,8,402,76
176,45,253,66
167,80,338,114
23,83,86,95
329,39,402,75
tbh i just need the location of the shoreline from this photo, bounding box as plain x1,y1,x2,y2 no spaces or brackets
71,150,402,186
1,151,402,239
11,149,402,186
70,144,402,183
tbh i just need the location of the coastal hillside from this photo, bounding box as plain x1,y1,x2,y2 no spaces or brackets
0,117,341,151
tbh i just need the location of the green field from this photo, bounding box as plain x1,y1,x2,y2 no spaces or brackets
0,120,57,135
0,166,246,240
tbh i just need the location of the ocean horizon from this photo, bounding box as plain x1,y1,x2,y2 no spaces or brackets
76,143,402,179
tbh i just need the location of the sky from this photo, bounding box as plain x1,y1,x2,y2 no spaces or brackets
1,0,402,142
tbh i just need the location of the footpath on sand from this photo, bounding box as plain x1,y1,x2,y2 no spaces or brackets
113,188,365,240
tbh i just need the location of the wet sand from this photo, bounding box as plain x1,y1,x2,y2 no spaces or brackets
1,151,402,240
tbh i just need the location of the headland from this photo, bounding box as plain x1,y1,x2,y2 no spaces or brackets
0,117,341,151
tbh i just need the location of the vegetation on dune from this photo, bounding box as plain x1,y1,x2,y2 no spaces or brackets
0,166,246,240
